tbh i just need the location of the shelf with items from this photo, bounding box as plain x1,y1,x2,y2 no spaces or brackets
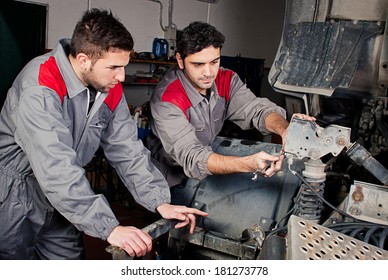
129,58,177,66
128,104,151,141
122,75,159,86
123,58,177,107
123,59,177,86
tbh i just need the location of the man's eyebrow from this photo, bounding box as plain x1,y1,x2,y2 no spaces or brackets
108,64,125,68
190,57,221,64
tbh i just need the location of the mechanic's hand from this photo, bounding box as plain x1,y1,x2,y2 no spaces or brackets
107,225,153,258
248,151,284,178
156,203,208,234
292,113,316,122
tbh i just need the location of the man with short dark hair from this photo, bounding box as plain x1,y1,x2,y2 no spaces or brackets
147,21,314,187
0,9,206,260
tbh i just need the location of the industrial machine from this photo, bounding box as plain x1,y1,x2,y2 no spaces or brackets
107,0,388,260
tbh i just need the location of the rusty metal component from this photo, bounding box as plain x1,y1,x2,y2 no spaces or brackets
105,218,177,260
345,180,388,225
351,186,364,202
241,226,266,249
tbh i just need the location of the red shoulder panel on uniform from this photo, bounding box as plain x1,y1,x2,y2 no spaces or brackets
215,68,234,102
161,79,191,119
38,56,67,103
104,83,123,111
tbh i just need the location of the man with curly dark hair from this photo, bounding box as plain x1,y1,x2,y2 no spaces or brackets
146,21,313,187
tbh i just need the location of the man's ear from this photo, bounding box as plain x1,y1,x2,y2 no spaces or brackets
176,53,184,69
76,53,91,70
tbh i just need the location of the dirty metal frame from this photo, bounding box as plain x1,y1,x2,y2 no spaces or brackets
168,227,260,260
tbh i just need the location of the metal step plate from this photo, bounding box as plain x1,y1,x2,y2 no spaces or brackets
286,215,388,260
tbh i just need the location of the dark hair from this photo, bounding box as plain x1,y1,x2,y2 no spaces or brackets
70,9,134,61
176,21,225,59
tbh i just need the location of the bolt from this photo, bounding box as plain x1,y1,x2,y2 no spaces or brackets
349,206,362,216
337,136,347,146
352,187,364,202
324,137,333,145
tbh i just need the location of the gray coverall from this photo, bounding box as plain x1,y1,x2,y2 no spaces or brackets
147,67,286,186
0,39,170,259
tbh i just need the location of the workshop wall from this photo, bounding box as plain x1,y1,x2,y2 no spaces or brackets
26,0,285,67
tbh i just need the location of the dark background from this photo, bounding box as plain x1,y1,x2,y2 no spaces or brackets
0,1,47,108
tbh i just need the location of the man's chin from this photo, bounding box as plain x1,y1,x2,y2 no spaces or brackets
200,82,213,89
99,85,115,93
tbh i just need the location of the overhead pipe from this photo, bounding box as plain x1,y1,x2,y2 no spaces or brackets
147,0,176,32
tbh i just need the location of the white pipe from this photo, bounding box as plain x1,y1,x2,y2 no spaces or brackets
168,0,173,27
206,3,211,23
147,0,167,32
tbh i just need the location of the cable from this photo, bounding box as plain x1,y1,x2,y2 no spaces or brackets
379,228,388,248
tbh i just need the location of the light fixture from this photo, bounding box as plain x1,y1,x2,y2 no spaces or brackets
197,0,220,3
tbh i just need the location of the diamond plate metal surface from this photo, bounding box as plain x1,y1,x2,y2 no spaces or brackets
286,215,388,260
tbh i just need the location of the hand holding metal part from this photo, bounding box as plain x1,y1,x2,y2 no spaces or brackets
251,163,271,181
106,219,177,260
251,150,285,181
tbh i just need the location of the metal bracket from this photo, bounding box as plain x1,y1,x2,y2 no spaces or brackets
284,118,351,160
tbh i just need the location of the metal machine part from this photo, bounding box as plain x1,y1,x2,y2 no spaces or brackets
357,97,388,156
345,180,388,225
286,215,388,260
346,142,388,184
284,117,351,161
284,120,388,253
164,121,387,260
269,0,388,98
284,118,351,223
168,226,262,260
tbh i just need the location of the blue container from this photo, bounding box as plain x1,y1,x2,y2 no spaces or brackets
152,38,169,59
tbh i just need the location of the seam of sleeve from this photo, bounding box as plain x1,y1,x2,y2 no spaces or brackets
258,107,287,134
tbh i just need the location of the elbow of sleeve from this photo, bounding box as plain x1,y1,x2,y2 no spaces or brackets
184,150,213,180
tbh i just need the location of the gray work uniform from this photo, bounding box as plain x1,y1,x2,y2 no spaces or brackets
147,67,286,186
0,39,170,259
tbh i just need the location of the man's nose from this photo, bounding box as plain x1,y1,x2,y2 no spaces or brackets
115,67,125,82
202,64,211,76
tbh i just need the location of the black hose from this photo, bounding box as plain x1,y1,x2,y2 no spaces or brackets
379,228,388,249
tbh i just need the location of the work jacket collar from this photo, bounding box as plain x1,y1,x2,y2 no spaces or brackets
177,69,217,107
55,39,88,99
